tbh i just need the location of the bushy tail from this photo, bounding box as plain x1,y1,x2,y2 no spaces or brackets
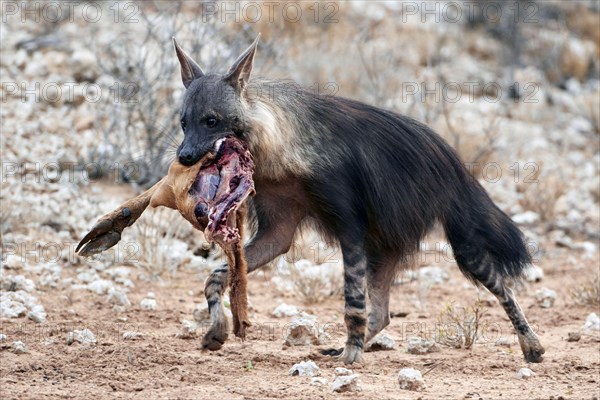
442,178,532,284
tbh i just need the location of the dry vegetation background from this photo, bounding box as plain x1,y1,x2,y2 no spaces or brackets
1,1,599,399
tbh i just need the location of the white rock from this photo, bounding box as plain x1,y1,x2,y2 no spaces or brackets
0,297,27,318
524,265,544,282
146,292,156,299
406,336,439,354
28,305,47,323
512,211,540,225
87,279,114,294
123,331,143,340
583,313,600,331
66,329,96,345
1,274,36,292
284,312,320,346
366,330,396,351
107,288,131,307
272,303,299,318
334,367,353,376
140,298,157,310
11,341,27,354
70,49,99,81
176,320,199,339
288,360,321,377
535,288,557,308
310,377,328,386
0,333,6,341
77,270,99,283
331,374,362,393
419,266,449,284
3,254,25,269
517,367,535,379
398,368,425,391
495,338,512,347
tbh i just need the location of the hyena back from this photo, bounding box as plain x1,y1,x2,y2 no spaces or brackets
174,36,544,364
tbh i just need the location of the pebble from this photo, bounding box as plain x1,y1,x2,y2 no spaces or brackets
272,303,299,318
366,330,396,351
176,320,199,339
87,279,114,294
284,312,320,346
310,377,328,386
583,313,600,331
334,367,353,376
535,288,557,308
66,329,97,345
331,374,362,393
288,360,321,377
512,211,540,225
517,367,535,379
1,275,36,292
27,305,47,323
406,336,439,354
11,341,27,354
107,288,131,307
140,298,157,310
0,334,7,341
122,331,143,340
524,265,544,282
398,368,425,391
567,332,581,342
495,338,513,347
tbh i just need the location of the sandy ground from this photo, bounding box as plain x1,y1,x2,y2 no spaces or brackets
1,244,599,400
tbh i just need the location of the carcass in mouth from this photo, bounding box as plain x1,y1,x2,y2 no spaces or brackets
190,137,255,245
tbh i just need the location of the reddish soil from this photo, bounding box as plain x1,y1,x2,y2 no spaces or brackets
1,248,599,400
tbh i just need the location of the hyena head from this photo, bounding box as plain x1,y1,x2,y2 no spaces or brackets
173,35,259,166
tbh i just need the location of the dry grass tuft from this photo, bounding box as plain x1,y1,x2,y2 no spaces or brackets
570,272,600,306
436,298,487,349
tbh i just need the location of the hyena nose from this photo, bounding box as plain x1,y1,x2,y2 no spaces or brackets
178,151,196,166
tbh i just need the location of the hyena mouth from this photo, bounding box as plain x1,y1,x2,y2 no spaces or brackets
190,136,255,244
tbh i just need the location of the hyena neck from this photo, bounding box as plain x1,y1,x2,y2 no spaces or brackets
244,80,314,182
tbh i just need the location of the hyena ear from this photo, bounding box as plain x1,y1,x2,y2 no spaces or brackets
173,37,204,88
224,34,260,93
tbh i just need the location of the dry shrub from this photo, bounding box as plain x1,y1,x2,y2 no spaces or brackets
517,164,567,224
436,298,487,349
131,208,197,278
570,272,600,306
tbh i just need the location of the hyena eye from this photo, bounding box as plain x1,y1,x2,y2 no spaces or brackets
206,116,218,128
180,119,186,131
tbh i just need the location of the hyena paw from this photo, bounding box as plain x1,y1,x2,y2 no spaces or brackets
320,347,343,356
201,319,229,351
519,333,545,363
334,344,364,365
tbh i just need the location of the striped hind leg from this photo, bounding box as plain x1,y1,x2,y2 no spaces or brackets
365,257,395,345
463,254,545,362
332,241,368,365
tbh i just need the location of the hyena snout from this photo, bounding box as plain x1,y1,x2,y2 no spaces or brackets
178,147,201,166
